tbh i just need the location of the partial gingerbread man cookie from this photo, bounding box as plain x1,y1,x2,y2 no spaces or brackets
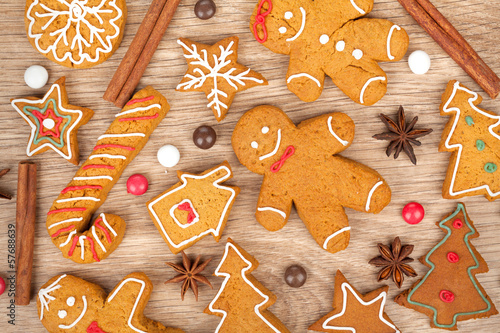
250,0,409,104
439,80,500,201
25,0,127,68
176,37,267,121
37,272,185,332
232,106,391,254
11,77,94,165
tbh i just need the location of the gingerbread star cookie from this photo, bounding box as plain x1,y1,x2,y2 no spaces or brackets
310,270,400,333
176,36,268,122
11,77,94,165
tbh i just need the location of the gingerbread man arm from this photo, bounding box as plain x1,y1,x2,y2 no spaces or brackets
286,47,326,102
255,175,293,231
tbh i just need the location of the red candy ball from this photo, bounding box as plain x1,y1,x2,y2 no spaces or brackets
0,276,5,296
127,174,149,196
402,202,425,225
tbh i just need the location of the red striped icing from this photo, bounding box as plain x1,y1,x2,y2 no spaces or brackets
119,113,159,122
47,207,86,215
87,237,100,262
126,95,154,105
51,225,75,238
83,164,115,170
68,236,79,256
93,144,135,151
95,218,112,243
61,185,102,194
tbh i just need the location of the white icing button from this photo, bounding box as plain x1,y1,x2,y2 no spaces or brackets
43,118,55,130
352,49,363,60
66,297,75,306
408,50,431,75
284,11,293,19
279,27,287,34
319,34,329,45
58,310,67,319
261,127,269,134
336,41,345,52
24,65,49,89
157,145,180,168
251,141,259,149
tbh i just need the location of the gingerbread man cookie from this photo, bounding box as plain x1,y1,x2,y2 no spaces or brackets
37,272,184,332
250,0,409,104
232,106,391,254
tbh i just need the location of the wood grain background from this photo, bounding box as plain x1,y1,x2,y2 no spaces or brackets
0,0,499,332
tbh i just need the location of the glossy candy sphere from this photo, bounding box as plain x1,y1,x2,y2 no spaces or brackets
402,202,425,225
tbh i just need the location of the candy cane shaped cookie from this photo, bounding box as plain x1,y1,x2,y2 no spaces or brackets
46,87,169,263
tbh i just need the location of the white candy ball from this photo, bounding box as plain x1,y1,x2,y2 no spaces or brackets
24,65,49,89
408,50,431,75
157,145,180,168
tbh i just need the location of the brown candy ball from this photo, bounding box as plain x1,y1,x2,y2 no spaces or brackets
284,265,307,288
193,125,217,149
194,0,216,20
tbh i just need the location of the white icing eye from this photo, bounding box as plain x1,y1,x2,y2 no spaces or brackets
284,11,293,19
58,310,67,319
278,27,287,34
42,118,55,129
261,127,269,134
352,49,363,60
336,41,345,52
251,141,259,149
319,34,329,45
66,297,75,306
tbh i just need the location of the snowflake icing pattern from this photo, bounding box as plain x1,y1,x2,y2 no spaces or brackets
26,0,124,66
176,37,267,122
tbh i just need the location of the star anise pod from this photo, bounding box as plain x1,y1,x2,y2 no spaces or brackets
0,169,12,200
373,106,432,165
369,237,417,288
165,251,212,301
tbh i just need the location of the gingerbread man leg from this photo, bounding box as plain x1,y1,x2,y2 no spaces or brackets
286,50,325,102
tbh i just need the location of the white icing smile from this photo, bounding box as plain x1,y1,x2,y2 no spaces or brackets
259,129,282,161
58,296,87,329
286,7,306,42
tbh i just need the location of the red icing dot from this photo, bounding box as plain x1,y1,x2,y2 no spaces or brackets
452,218,463,229
126,174,149,196
402,202,425,225
440,290,455,303
0,276,5,296
447,252,459,263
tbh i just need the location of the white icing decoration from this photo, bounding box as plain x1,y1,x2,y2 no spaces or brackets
115,104,161,117
38,274,67,320
286,7,306,42
66,296,75,306
336,40,345,52
257,207,286,219
89,153,126,160
56,197,100,203
11,83,83,161
443,81,500,197
58,310,67,319
107,278,147,333
352,49,363,60
48,217,83,229
59,230,77,247
97,133,146,140
79,236,86,260
327,116,349,146
323,227,351,250
92,226,107,252
278,27,287,34
148,166,237,249
349,0,366,15
209,242,283,333
73,176,113,181
322,282,399,332
262,126,269,134
42,118,55,129
387,25,401,60
284,11,293,19
366,181,383,211
59,296,87,329
287,73,321,87
360,77,385,104
259,129,282,161
169,199,200,228
176,39,264,118
100,213,117,236
251,141,259,149
319,34,329,44
26,0,123,65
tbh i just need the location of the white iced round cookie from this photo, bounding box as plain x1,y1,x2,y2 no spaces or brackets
157,145,180,168
408,50,431,75
24,65,48,89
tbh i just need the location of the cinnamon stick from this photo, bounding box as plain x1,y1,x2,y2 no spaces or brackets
15,161,36,306
103,0,167,103
114,0,182,108
397,0,500,99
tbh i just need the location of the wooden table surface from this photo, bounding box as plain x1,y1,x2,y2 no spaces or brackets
1,0,499,332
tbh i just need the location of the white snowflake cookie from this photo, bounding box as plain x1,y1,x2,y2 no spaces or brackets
25,0,127,69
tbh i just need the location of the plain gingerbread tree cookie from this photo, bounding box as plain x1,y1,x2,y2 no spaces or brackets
250,0,409,105
232,105,391,254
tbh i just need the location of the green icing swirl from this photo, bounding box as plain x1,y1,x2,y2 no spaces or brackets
476,140,485,151
484,163,497,173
